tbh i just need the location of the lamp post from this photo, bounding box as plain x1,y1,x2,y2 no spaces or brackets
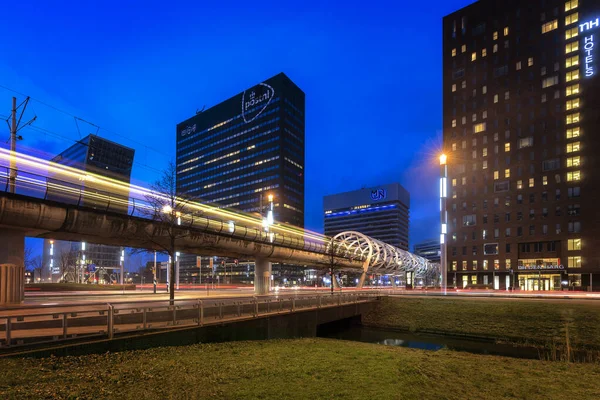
153,251,157,294
440,154,448,295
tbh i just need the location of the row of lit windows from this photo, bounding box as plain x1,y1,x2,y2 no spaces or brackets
180,156,280,189
203,165,279,190
178,127,279,168
201,175,279,198
451,221,582,238
177,98,280,147
210,184,280,204
451,257,581,271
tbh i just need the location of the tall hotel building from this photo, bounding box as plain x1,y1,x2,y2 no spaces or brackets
323,183,410,250
176,72,305,226
443,0,600,291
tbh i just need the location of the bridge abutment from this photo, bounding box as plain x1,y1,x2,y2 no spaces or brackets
0,230,25,305
254,258,271,295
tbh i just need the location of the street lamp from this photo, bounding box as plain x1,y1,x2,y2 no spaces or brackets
439,154,448,295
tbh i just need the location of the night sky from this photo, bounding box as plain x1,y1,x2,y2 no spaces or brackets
0,0,473,265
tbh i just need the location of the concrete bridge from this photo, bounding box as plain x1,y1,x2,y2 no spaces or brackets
0,149,438,304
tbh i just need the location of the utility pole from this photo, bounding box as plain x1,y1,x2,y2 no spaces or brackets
8,96,36,193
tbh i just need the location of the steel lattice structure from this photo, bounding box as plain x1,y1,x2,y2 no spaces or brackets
330,231,440,281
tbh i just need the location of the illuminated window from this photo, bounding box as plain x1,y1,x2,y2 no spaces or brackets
504,27,509,36
566,127,580,139
482,86,487,94
529,178,534,188
505,169,510,178
517,180,523,189
566,156,581,167
565,12,579,26
542,76,558,88
452,119,457,127
482,48,487,57
542,176,548,186
462,261,467,270
506,259,512,269
452,178,457,187
566,113,580,124
461,176,467,185
568,256,582,268
566,141,581,153
565,0,578,12
493,44,498,53
452,48,457,57
505,91,510,100
528,57,534,67
566,55,579,68
516,61,522,70
461,44,466,53
471,52,477,61
493,170,499,180
482,148,488,157
482,160,488,169
565,98,580,110
542,20,558,33
483,260,489,270
565,41,579,54
452,261,457,271
565,27,578,40
568,239,582,251
566,84,580,96
567,170,581,181
494,94,499,103
462,81,466,89
452,142,457,151
452,84,457,92
504,143,510,152
493,31,498,40
474,122,486,133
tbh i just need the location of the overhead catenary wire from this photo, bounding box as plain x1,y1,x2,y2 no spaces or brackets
0,83,170,161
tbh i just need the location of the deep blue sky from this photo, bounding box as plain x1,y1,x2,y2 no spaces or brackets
1,0,473,265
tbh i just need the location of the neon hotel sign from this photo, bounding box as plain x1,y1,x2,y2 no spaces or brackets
580,17,599,77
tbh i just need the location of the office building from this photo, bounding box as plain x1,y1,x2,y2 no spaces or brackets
443,0,600,290
176,72,305,226
43,135,135,283
414,239,441,263
176,73,305,281
323,183,410,250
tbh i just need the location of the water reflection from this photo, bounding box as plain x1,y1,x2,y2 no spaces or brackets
377,338,445,351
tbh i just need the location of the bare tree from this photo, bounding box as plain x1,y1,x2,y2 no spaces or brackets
23,247,34,270
57,249,77,283
137,161,199,301
328,239,343,295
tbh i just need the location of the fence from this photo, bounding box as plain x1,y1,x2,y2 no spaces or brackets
0,292,380,350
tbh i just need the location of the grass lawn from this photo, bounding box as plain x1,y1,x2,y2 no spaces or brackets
363,297,600,348
1,339,599,400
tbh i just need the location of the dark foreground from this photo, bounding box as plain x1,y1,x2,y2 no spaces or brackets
1,339,599,400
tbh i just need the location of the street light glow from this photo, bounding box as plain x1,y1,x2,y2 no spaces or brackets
439,154,447,165
162,205,172,214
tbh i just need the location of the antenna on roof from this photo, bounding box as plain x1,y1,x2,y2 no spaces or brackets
196,105,206,115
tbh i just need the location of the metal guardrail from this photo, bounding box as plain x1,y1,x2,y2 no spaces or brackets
0,293,380,350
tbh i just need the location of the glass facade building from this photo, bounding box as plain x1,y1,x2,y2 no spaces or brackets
176,72,305,226
42,135,134,283
443,0,600,290
175,73,305,282
413,239,441,263
323,183,410,251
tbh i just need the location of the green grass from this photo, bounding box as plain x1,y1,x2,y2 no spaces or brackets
363,297,600,349
1,339,600,399
25,283,136,291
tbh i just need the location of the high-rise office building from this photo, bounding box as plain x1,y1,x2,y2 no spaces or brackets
414,239,441,263
323,183,410,250
43,135,135,282
176,73,305,281
443,0,600,291
176,72,305,226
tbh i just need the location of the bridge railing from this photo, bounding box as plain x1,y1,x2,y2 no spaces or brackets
0,292,381,351
0,158,350,259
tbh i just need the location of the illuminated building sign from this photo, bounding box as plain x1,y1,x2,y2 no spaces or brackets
580,18,599,77
370,189,386,201
242,82,275,123
180,123,197,136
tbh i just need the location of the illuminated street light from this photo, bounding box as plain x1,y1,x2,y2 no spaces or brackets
162,204,172,214
440,153,448,294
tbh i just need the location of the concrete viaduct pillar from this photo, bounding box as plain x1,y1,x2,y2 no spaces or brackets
0,229,25,305
254,258,272,295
